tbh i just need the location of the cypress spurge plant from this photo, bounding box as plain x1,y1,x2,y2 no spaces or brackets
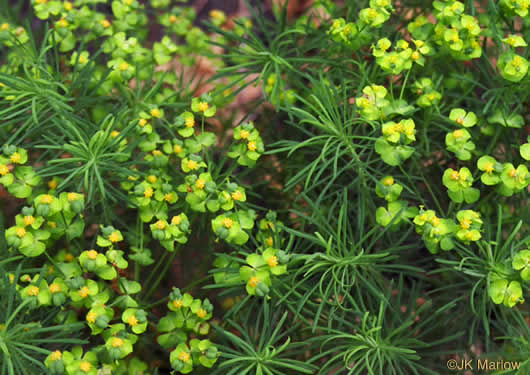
1,0,530,374
0,259,86,375
212,299,317,375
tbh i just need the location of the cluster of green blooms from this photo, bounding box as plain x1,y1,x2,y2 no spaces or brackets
445,108,477,160
489,278,524,308
6,203,152,373
0,145,40,199
117,96,265,253
150,214,191,251
498,34,528,82
0,0,220,104
375,176,418,229
127,171,179,223
373,38,433,74
239,248,290,296
1,147,221,374
412,78,443,108
477,155,529,196
212,212,290,297
213,250,289,297
0,10,278,367
327,18,362,49
375,118,417,166
211,210,257,246
413,208,484,253
499,0,530,17
5,185,85,257
327,0,393,50
2,7,275,367
413,208,457,253
157,288,219,373
358,7,529,314
407,0,528,82
330,0,528,318
44,344,149,375
228,122,265,167
487,247,529,309
442,167,480,204
355,84,390,121
0,21,29,47
431,1,483,60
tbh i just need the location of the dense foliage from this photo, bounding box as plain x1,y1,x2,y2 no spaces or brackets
0,0,529,374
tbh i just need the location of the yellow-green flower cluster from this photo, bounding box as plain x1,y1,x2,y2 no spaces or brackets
432,1,482,60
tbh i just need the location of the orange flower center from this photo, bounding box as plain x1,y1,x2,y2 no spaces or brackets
109,231,121,243
16,227,26,238
49,283,61,293
80,361,92,373
128,315,139,326
79,286,90,298
186,160,199,170
144,187,154,198
268,256,278,267
249,276,260,288
383,177,394,186
198,102,209,112
0,165,9,176
195,178,205,189
460,218,471,229
41,194,53,204
155,220,166,230
185,117,195,128
222,218,233,229
112,338,124,347
247,141,257,151
87,249,98,260
50,350,62,361
179,352,191,362
86,311,97,323
231,190,243,200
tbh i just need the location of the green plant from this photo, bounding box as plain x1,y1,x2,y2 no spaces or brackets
212,299,317,375
0,258,86,375
1,0,529,374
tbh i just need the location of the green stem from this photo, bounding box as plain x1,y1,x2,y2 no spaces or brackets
399,68,412,101
142,296,170,311
182,274,212,293
44,251,67,278
341,134,368,190
399,164,426,207
144,247,180,299
143,251,169,291
135,214,142,282
5,299,32,330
